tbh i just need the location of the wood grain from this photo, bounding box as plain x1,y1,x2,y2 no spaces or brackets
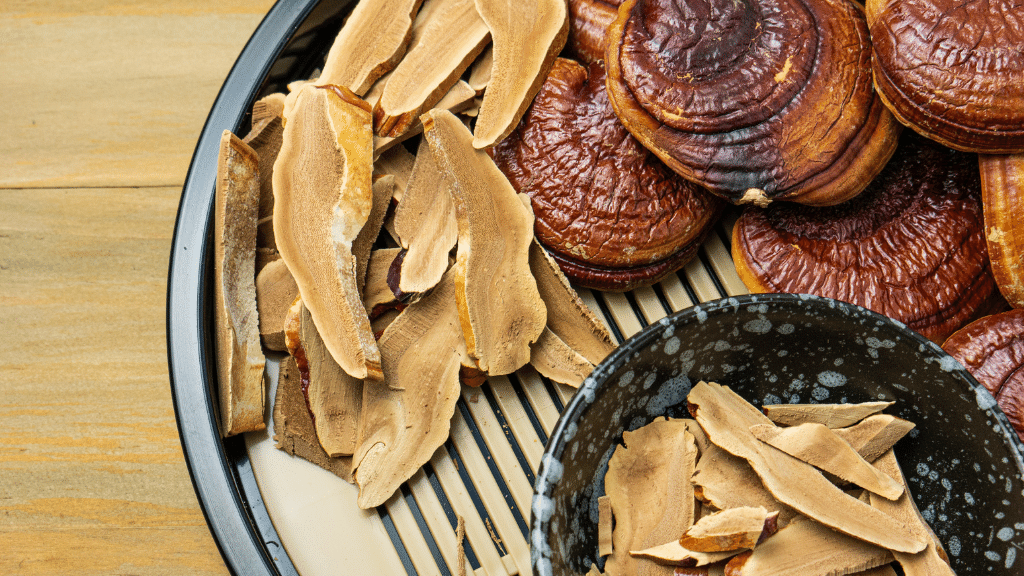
1,0,275,573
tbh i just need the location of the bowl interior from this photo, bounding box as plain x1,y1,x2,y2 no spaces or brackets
531,293,1024,576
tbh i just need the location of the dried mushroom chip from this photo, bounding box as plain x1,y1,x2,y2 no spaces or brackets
691,442,796,527
678,506,778,553
762,402,893,428
630,540,737,568
300,305,362,458
255,258,299,352
833,414,916,463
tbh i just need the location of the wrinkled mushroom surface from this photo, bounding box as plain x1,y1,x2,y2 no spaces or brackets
980,153,1024,308
493,58,724,291
733,131,1007,342
604,0,901,206
869,0,1024,153
567,0,620,64
942,309,1024,441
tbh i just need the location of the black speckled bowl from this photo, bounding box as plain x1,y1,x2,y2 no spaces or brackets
530,293,1024,576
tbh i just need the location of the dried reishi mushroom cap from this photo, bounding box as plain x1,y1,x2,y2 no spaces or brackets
870,0,1024,153
567,0,621,64
492,58,724,291
605,0,901,206
732,131,1008,342
943,309,1024,441
980,153,1024,308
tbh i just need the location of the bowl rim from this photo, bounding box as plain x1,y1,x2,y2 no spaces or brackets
529,292,1024,575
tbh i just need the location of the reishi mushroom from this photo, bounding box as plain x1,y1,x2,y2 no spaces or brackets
979,153,1024,309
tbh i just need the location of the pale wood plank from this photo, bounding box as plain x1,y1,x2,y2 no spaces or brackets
601,291,644,339
660,273,695,313
409,469,476,576
488,376,545,475
703,234,749,297
633,285,668,324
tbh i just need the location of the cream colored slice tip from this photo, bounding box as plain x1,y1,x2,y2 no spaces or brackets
762,401,894,428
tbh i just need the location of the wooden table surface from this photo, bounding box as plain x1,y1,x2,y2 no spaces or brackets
1,2,276,573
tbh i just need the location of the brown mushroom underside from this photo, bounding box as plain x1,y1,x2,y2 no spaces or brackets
492,57,724,291
732,132,1008,342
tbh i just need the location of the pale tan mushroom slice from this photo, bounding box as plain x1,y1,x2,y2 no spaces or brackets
363,247,403,316
373,0,490,139
685,419,711,456
353,175,396,294
352,268,465,509
391,138,458,295
630,540,737,568
467,46,493,95
723,518,895,576
678,506,779,553
598,494,613,557
244,93,286,254
869,450,956,576
691,442,797,527
272,83,382,381
372,136,417,204
833,414,916,463
529,239,615,366
762,402,894,428
471,0,569,148
749,423,905,501
255,258,299,351
603,418,698,576
374,81,479,159
687,382,926,554
423,109,547,375
318,0,423,95
300,305,362,457
214,130,267,437
530,327,596,387
273,355,355,482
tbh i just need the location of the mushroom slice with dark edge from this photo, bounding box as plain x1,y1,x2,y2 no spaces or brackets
678,507,779,553
724,518,895,576
979,153,1024,309
318,0,424,96
749,423,904,500
687,382,926,553
691,442,797,528
471,0,568,148
243,93,285,257
868,450,956,576
529,328,596,388
832,414,916,463
363,247,403,318
373,0,490,139
423,109,546,376
352,268,465,509
603,418,698,576
352,175,395,294
390,138,457,296
272,83,382,381
214,130,266,437
255,258,298,352
300,305,362,458
762,402,893,428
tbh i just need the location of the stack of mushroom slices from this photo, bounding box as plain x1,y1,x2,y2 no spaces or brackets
595,381,953,576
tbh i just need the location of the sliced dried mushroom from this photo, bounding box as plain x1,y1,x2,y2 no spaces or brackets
604,418,698,576
353,175,396,294
300,305,362,457
605,0,900,206
471,0,569,148
529,327,596,388
630,540,737,568
979,153,1024,308
467,46,493,94
243,93,285,254
723,518,894,576
318,0,423,95
353,269,464,509
214,130,266,437
255,258,299,352
272,83,381,380
749,423,904,500
363,247,403,317
423,109,547,375
598,494,613,557
687,382,925,553
762,402,893,428
492,58,724,291
868,451,956,576
869,0,1024,153
833,414,916,463
678,506,778,553
373,0,490,139
391,138,458,295
691,442,797,527
732,131,1007,342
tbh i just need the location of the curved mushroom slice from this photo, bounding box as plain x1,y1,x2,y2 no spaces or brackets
724,518,895,576
868,451,956,576
318,0,424,96
353,175,396,294
423,109,546,376
243,93,285,254
391,138,458,295
762,402,894,428
300,305,362,458
691,442,797,527
467,46,493,94
833,414,916,463
630,540,736,568
472,0,569,148
272,83,381,381
255,258,299,352
353,269,465,509
687,382,926,554
214,130,266,437
678,507,779,553
373,0,490,139
529,327,595,387
603,418,698,576
749,423,904,500
363,247,403,317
